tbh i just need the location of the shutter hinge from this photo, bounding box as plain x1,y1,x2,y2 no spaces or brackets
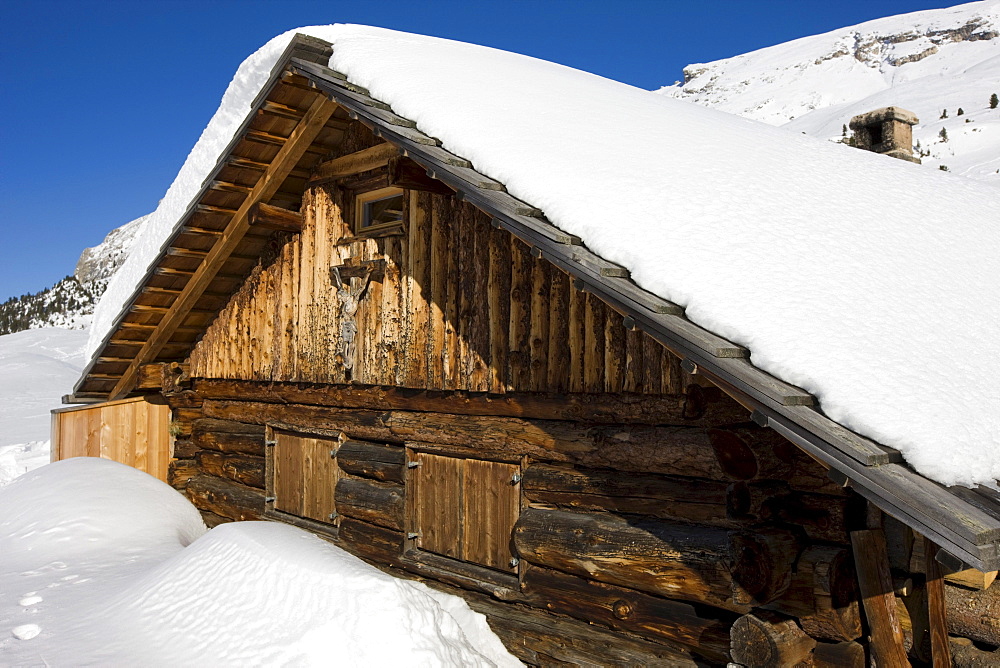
407,461,422,468
407,532,421,540
265,496,276,503
265,440,277,447
510,472,522,485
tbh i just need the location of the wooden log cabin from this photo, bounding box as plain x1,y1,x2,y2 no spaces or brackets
57,33,1000,666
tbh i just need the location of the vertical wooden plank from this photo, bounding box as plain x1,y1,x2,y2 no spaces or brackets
664,347,684,395
567,283,585,393
547,268,570,393
469,212,492,392
924,539,953,668
850,529,910,668
642,332,663,395
415,453,462,560
623,327,644,393
312,190,331,384
408,190,431,388
583,293,606,392
297,205,315,381
428,194,448,388
133,400,148,475
604,307,626,393
528,257,550,392
508,238,532,391
456,203,474,390
151,401,170,481
442,198,459,390
487,223,513,393
462,459,519,572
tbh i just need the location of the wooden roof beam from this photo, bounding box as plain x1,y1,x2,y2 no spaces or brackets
109,93,339,399
309,142,399,184
248,202,303,232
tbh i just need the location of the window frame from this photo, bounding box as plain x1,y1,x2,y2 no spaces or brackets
354,185,405,234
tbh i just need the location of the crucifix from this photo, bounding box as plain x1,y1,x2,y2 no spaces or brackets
330,259,384,376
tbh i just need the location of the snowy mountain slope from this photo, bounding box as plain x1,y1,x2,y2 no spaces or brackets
0,214,147,335
659,0,1000,183
0,328,88,484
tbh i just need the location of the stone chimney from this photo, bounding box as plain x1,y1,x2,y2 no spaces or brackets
849,107,920,163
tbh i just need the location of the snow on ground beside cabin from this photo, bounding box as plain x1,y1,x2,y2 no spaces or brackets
0,328,88,485
88,26,1000,487
0,458,520,666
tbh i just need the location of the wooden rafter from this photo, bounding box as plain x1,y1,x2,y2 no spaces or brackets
109,92,339,399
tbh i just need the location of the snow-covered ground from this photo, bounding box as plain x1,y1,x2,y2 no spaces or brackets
0,328,88,485
0,457,519,666
659,0,1000,183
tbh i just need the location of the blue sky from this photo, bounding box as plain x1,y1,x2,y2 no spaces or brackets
0,0,966,300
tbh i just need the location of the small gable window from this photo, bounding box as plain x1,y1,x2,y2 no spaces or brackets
355,186,404,232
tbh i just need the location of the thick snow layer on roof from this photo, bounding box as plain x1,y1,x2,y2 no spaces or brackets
88,26,999,486
0,458,518,665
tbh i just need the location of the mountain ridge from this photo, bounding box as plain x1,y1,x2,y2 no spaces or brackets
659,0,1000,183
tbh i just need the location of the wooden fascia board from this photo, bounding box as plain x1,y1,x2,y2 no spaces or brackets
71,34,335,401
289,58,1000,570
108,92,339,399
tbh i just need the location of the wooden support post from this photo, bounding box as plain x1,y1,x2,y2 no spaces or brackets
850,529,910,668
924,538,954,668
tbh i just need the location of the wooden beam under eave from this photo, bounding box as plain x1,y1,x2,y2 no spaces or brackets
248,202,303,232
310,142,399,183
108,92,339,400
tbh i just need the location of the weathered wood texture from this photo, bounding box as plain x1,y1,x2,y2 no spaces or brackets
202,400,834,486
521,566,734,663
944,578,1000,646
191,378,748,427
850,529,910,668
411,452,519,573
272,429,340,524
188,133,687,395
767,545,862,642
949,636,1000,668
513,507,797,611
51,396,171,481
461,589,704,668
729,610,817,667
336,439,405,482
185,474,264,522
335,477,404,530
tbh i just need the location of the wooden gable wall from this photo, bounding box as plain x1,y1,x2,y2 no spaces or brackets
187,123,685,395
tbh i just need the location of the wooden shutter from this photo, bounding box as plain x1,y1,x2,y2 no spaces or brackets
272,430,340,524
412,452,519,572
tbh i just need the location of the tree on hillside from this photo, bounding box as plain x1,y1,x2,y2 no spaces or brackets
957,107,964,116
940,109,948,119
939,127,949,142
991,93,998,109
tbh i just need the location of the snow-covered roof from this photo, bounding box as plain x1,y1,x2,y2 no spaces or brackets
85,27,999,493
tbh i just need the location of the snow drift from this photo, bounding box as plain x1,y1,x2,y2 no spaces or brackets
0,458,517,666
86,25,999,487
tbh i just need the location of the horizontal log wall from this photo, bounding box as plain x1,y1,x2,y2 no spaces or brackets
163,379,887,665
188,122,687,395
